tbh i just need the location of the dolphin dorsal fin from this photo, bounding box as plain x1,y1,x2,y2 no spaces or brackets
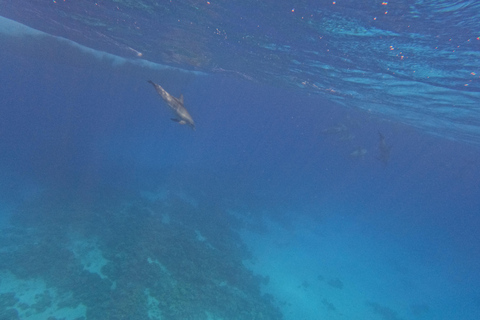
179,94,184,103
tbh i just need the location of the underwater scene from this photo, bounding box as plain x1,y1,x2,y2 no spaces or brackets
0,1,480,319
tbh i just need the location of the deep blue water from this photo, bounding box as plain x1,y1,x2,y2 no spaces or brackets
1,1,480,320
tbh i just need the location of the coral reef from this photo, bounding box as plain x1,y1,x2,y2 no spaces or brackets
0,188,282,319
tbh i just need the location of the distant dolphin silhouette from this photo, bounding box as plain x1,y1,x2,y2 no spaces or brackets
350,147,367,159
377,132,392,165
321,124,347,134
148,80,195,129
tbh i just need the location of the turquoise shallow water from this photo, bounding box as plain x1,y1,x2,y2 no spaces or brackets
1,2,480,319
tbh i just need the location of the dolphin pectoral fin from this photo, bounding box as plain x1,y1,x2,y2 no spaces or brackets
170,118,187,125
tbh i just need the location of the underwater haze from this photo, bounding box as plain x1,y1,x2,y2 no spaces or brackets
1,1,480,320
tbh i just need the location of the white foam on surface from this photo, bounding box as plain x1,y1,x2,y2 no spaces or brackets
0,15,205,76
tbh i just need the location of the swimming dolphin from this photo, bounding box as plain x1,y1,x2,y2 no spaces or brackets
148,80,195,129
377,132,392,165
350,147,367,159
321,124,347,135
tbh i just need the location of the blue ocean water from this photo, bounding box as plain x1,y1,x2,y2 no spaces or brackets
0,1,480,320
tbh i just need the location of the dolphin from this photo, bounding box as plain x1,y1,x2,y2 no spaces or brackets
377,132,392,165
321,124,347,135
350,147,367,159
148,80,195,129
